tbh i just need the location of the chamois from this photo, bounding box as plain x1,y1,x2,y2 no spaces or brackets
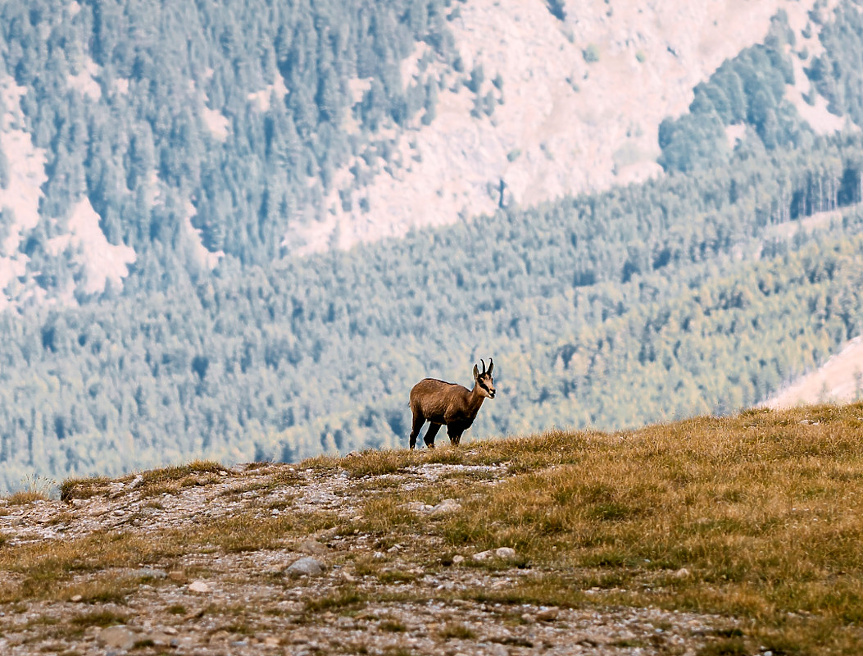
409,358,496,449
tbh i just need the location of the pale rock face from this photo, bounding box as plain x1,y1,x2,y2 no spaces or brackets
283,0,824,256
67,56,101,100
47,198,137,297
0,75,137,310
183,201,223,271
247,75,289,112
764,336,863,408
0,77,49,311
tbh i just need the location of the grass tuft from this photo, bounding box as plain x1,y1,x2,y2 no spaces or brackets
439,623,476,639
70,610,129,627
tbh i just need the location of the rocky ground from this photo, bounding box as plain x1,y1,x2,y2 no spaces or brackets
0,454,746,656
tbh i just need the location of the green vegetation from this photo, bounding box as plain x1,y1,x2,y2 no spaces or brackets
582,43,600,63
3,127,863,488
659,4,863,173
0,0,456,273
4,3,863,489
659,12,803,172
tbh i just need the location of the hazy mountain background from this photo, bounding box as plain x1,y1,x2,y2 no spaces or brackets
3,0,863,489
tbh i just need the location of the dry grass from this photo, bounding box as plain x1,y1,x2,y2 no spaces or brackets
8,404,863,654
0,506,338,604
438,623,476,640
7,475,55,504
59,476,112,502
315,403,863,653
60,460,227,501
6,489,50,505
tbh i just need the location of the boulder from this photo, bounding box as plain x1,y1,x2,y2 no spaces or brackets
188,581,211,593
297,539,329,556
99,626,137,650
286,556,324,577
429,499,462,516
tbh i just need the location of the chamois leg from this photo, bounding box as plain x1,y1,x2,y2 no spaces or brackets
409,412,425,450
424,422,442,448
447,425,464,446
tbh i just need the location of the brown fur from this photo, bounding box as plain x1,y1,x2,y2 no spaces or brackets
409,359,495,449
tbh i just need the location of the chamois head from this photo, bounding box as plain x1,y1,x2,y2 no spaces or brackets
473,358,496,399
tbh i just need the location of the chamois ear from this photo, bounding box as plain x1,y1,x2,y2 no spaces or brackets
473,364,479,379
487,358,493,376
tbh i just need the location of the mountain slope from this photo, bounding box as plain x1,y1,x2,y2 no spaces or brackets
3,405,863,654
285,0,825,253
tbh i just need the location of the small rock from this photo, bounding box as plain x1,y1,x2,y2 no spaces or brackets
162,627,178,636
108,482,126,498
336,616,355,629
520,613,536,624
297,539,328,556
188,581,211,593
373,551,386,560
673,567,691,579
170,636,199,649
430,498,462,516
137,567,167,579
99,626,137,650
495,547,517,560
70,594,83,602
168,571,186,582
406,501,433,513
340,570,356,582
472,550,493,562
128,475,144,490
387,544,401,553
536,607,559,622
452,555,465,565
487,644,509,656
263,636,280,647
218,470,228,476
146,631,174,647
286,556,324,577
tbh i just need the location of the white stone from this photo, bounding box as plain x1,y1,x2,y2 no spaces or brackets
99,626,137,650
297,539,329,556
495,547,517,560
188,580,211,593
286,556,324,577
430,498,462,516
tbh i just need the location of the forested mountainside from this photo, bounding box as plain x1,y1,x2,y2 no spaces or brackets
0,0,457,307
3,130,863,488
4,0,863,488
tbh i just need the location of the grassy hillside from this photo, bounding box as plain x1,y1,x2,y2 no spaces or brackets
3,404,863,654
